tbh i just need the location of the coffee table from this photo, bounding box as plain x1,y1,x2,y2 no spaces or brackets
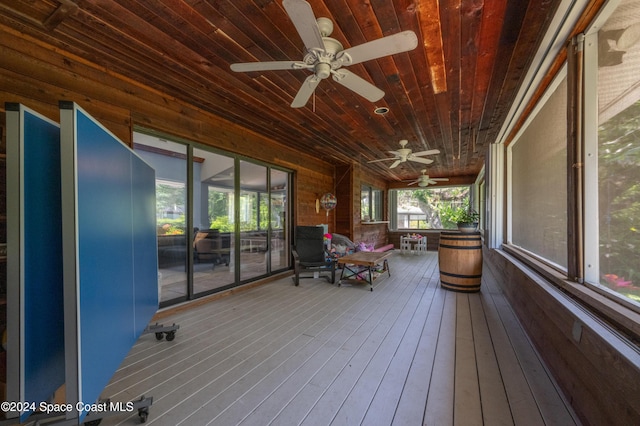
337,251,392,291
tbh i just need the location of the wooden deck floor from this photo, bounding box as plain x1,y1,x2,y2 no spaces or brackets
101,251,580,426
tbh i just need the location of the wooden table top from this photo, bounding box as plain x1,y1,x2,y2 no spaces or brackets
337,250,393,266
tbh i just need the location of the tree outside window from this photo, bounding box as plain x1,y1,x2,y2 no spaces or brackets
392,186,470,230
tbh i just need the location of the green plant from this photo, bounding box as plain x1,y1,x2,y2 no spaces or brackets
452,207,479,224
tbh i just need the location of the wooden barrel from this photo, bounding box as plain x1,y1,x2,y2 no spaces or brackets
438,231,483,292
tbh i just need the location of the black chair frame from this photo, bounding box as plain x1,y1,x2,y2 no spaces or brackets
292,226,335,286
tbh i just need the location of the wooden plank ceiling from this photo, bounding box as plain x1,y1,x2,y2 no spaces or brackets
0,0,561,183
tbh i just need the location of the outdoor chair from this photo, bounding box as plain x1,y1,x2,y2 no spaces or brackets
193,229,230,268
292,226,335,286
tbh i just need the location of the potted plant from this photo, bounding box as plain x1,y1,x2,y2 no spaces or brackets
452,207,479,233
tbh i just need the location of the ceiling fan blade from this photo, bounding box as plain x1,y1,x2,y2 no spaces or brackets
231,61,307,73
367,157,397,163
283,0,325,52
332,69,384,102
432,178,449,181
408,157,434,165
407,180,419,186
411,149,440,157
291,74,321,108
337,31,418,66
389,159,402,169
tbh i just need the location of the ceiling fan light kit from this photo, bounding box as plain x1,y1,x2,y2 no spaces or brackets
230,0,418,108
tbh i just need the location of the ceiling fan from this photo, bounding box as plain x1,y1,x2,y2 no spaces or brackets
368,140,440,169
230,0,418,108
406,170,449,187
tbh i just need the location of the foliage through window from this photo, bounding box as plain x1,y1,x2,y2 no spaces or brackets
594,0,640,306
156,179,186,235
392,186,470,230
361,185,383,221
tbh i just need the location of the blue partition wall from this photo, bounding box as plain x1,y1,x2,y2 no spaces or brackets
60,102,158,423
6,103,65,421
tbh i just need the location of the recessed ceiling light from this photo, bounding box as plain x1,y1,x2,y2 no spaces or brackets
374,106,389,115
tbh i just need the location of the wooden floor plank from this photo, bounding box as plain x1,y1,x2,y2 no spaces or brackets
296,259,427,425
105,281,339,401
94,251,579,426
147,284,362,425
328,261,431,425
194,282,391,425
391,278,446,425
481,265,578,425
362,257,440,426
454,293,483,426
478,266,547,425
424,289,457,425
469,293,514,426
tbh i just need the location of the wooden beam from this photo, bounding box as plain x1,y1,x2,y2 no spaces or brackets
43,0,79,31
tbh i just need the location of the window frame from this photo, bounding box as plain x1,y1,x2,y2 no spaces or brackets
505,67,569,273
361,184,383,222
389,185,474,231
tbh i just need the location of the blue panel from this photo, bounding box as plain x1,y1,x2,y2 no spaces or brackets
131,155,159,333
70,107,158,422
17,107,65,421
76,111,134,416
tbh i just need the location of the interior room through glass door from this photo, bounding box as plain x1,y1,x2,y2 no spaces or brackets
133,133,188,305
192,148,236,295
239,160,268,281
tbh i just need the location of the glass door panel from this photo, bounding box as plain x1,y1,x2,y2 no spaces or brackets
270,169,289,271
192,148,235,294
239,161,268,281
133,134,188,305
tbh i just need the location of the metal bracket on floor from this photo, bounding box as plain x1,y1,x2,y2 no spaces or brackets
143,322,180,342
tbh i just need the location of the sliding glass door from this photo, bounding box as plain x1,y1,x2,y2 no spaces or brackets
192,148,235,295
239,161,268,281
270,169,289,271
134,131,291,306
134,135,188,305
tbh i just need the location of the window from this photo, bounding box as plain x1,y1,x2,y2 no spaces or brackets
585,0,640,306
361,185,383,221
508,74,568,269
390,186,470,230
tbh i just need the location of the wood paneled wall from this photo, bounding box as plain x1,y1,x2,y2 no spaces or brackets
334,164,353,237
333,162,390,248
0,24,335,228
485,248,640,425
356,163,389,248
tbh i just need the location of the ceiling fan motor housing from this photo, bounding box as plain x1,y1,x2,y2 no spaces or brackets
315,62,332,79
305,36,343,79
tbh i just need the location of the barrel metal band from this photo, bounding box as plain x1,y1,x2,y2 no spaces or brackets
440,280,481,291
440,271,482,279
